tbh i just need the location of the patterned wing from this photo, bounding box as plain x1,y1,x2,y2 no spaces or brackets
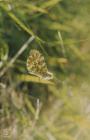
27,50,48,77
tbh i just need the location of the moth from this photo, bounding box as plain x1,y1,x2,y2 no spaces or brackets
26,49,53,80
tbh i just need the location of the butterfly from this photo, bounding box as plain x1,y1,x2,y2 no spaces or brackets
26,49,53,80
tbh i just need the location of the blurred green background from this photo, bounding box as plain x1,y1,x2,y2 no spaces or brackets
0,0,90,139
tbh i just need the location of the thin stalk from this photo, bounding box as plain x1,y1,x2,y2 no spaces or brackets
0,36,35,77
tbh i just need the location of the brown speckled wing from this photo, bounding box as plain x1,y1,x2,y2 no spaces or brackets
27,50,48,77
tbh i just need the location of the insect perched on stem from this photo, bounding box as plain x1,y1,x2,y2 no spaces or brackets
26,49,53,80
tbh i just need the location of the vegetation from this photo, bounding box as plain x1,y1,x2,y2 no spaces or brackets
0,0,90,139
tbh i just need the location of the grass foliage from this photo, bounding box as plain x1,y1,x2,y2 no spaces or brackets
0,0,90,139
